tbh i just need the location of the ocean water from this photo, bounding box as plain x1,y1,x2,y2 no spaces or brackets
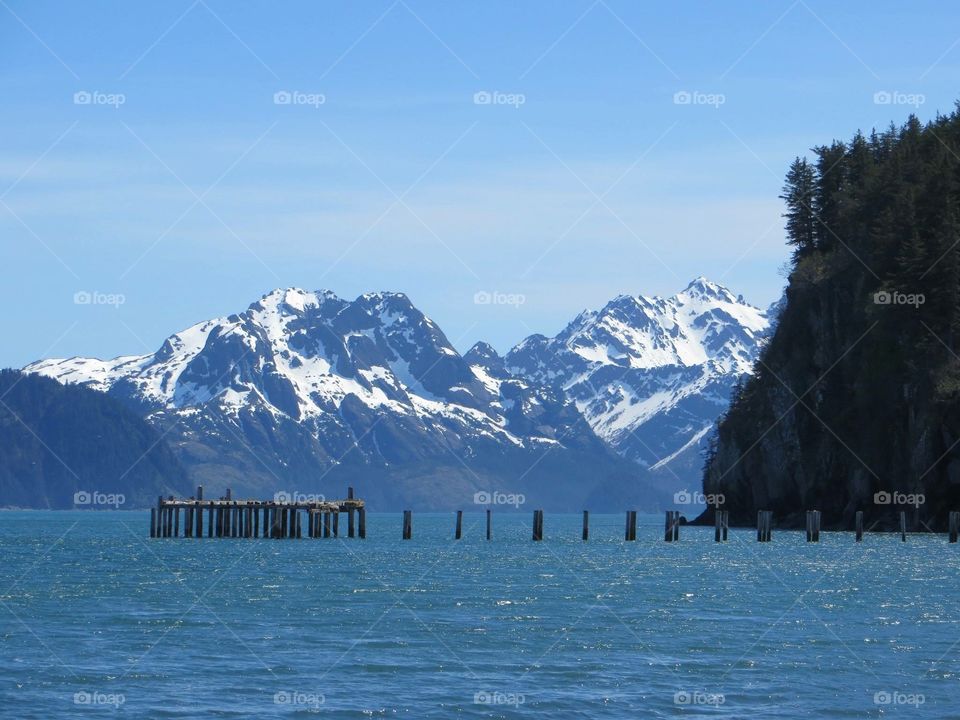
0,511,956,718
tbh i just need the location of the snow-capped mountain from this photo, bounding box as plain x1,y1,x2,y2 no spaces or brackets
502,278,771,488
25,289,644,509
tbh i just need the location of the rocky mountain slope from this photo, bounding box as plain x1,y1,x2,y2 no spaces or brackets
502,278,771,493
26,290,644,510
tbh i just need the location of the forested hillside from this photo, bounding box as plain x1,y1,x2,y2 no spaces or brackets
702,108,960,530
0,370,190,508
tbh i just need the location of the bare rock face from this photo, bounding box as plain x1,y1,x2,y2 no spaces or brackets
701,271,960,531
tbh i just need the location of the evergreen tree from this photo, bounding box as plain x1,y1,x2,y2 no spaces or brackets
780,157,817,257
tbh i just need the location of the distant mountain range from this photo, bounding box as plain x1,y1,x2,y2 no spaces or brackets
22,278,772,509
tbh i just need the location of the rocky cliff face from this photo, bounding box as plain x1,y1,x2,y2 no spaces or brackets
701,112,960,531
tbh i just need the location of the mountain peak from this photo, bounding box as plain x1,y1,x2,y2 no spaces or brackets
252,288,339,314
464,341,502,367
678,276,738,303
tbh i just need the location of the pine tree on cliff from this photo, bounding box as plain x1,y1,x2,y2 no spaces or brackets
780,157,817,257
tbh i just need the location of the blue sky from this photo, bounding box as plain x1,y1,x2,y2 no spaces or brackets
2,0,958,367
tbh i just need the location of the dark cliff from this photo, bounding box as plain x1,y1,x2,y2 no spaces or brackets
701,108,960,531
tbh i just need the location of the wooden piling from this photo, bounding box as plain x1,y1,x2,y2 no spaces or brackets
582,510,589,541
950,511,959,543
348,508,355,538
332,511,339,538
402,510,412,540
194,486,203,537
900,511,907,542
812,510,820,542
757,510,772,542
323,511,331,538
358,507,366,539
855,510,863,542
486,509,492,540
714,510,721,542
455,510,463,540
625,510,637,541
662,510,679,542
531,509,543,541
207,502,214,538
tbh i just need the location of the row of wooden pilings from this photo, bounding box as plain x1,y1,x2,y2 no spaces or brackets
416,509,960,542
150,486,366,539
153,497,960,543
754,509,960,543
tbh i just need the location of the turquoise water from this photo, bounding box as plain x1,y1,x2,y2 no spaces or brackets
0,511,956,718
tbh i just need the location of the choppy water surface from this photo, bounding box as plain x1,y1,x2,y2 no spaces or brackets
1,511,957,718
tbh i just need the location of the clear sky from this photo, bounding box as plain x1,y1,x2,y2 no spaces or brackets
2,0,958,367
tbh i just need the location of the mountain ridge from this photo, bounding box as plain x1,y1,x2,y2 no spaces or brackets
24,278,770,508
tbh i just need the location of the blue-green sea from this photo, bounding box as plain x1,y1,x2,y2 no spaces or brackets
1,511,956,718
